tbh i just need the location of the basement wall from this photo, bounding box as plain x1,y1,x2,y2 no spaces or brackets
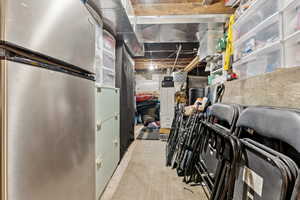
222,67,300,108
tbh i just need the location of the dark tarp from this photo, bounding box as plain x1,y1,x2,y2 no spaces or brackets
116,41,135,159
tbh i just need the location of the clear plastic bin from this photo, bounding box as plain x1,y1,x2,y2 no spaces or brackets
234,14,281,61
285,31,300,68
234,0,280,41
103,51,115,71
283,0,300,39
103,31,116,56
95,24,103,84
233,43,282,79
233,61,249,80
102,68,115,87
199,30,223,60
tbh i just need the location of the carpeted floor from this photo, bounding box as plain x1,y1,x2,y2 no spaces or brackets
136,128,160,140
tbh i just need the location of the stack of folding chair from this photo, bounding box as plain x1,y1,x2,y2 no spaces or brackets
174,111,204,176
166,104,185,166
167,104,300,200
232,107,300,200
292,174,300,200
181,103,241,199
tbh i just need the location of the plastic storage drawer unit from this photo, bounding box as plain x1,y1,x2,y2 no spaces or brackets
103,51,115,71
102,68,115,87
233,59,253,80
234,14,281,61
283,0,300,39
234,0,280,41
233,43,282,79
285,32,300,68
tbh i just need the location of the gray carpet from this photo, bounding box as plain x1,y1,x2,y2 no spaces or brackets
137,128,160,140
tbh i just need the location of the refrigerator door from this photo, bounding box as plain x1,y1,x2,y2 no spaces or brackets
2,61,95,200
1,0,95,73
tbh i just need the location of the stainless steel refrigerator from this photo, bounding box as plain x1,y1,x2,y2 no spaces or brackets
1,1,96,200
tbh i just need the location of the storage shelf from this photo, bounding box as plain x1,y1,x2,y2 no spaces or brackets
211,68,223,74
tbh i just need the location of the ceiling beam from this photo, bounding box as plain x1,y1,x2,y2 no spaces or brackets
136,14,229,24
133,0,234,16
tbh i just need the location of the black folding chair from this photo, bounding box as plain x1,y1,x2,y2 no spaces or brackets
292,172,300,200
166,104,185,166
185,103,242,199
233,107,300,200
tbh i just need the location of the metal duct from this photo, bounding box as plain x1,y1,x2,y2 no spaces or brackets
136,16,227,43
87,0,144,57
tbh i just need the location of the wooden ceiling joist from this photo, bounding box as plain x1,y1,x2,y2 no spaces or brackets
135,58,193,70
132,0,234,16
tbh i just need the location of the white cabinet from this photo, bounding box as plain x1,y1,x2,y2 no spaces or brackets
160,87,175,129
95,87,120,200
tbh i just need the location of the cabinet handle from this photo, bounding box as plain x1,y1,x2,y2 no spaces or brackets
113,140,118,146
96,121,102,131
96,157,103,169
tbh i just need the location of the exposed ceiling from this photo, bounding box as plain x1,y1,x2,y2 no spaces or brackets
130,0,234,16
130,0,233,70
143,42,199,59
131,0,200,4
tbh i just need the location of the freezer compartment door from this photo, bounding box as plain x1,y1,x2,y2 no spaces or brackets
1,0,95,73
4,61,95,200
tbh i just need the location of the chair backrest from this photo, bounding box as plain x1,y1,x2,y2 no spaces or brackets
237,107,300,154
209,103,241,133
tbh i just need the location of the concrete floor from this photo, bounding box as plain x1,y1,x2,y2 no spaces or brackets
100,127,208,200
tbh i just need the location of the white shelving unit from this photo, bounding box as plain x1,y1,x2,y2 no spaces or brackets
232,0,286,80
233,0,300,79
208,54,227,85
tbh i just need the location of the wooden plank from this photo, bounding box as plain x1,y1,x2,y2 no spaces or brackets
135,58,193,70
159,128,171,134
132,0,199,4
133,0,235,16
183,56,200,72
223,67,300,108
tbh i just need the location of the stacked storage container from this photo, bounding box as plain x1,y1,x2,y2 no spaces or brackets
283,0,300,68
199,30,224,61
101,30,116,87
94,23,119,198
233,0,283,79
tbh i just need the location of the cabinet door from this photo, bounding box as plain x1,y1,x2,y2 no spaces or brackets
95,117,115,199
113,114,120,167
114,89,120,115
96,87,117,121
